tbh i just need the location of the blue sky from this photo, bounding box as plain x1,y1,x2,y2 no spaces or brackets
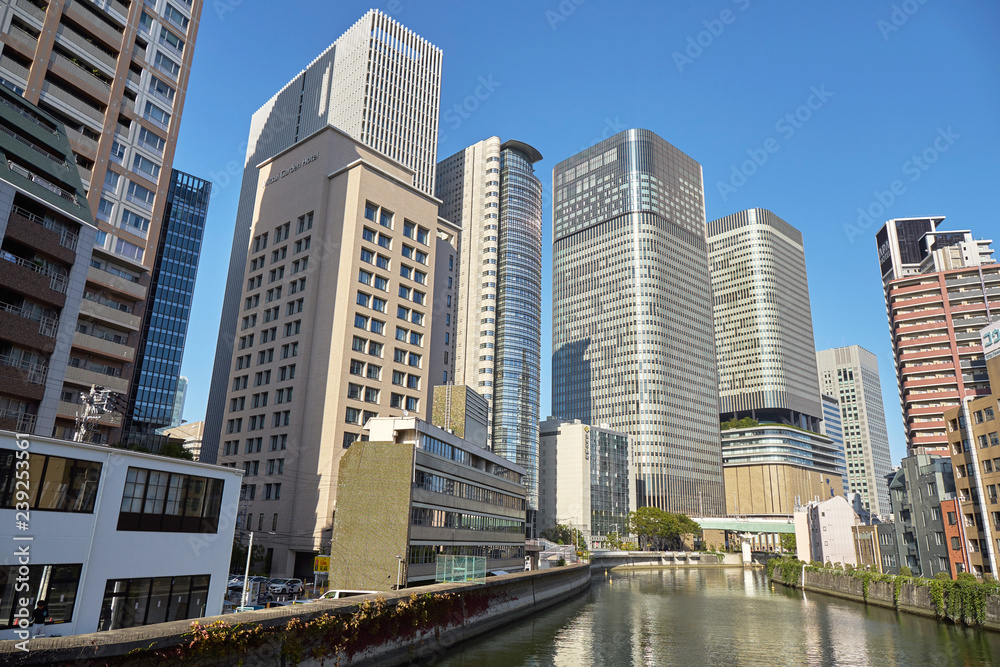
173,1,1000,466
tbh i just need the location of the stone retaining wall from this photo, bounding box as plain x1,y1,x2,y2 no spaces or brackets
0,565,592,666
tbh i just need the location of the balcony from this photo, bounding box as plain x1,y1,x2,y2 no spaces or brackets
0,354,47,401
0,300,58,347
54,24,118,74
72,330,134,361
0,54,30,83
63,0,123,46
13,0,47,26
4,209,77,263
79,297,141,331
86,265,146,299
40,81,104,128
64,126,99,153
63,365,129,393
5,159,84,208
49,51,112,98
0,408,36,433
0,252,68,307
4,24,38,53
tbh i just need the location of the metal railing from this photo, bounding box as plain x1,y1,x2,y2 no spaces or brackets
5,25,38,51
11,205,80,251
14,0,47,24
0,122,65,165
0,408,36,431
0,93,59,135
6,160,82,206
49,51,112,95
0,353,48,384
0,250,69,294
0,300,59,336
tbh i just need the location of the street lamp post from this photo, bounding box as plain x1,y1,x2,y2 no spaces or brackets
240,531,254,608
395,554,403,590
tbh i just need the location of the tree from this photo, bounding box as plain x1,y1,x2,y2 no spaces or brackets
230,536,268,576
779,533,796,553
627,508,702,551
606,531,626,550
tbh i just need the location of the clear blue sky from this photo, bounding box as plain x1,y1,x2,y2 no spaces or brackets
172,1,1000,467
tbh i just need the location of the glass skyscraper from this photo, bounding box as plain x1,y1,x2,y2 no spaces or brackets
436,138,543,518
122,170,210,445
551,129,724,516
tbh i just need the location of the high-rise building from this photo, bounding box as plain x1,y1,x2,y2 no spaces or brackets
708,208,843,516
204,10,442,464
0,0,204,443
170,375,187,427
122,171,208,447
551,128,724,516
537,418,635,549
436,137,543,516
943,319,1000,579
214,124,458,578
819,393,848,495
817,345,893,516
876,217,997,453
0,84,97,436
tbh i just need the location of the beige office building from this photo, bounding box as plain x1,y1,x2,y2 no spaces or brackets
215,125,458,578
1,0,205,443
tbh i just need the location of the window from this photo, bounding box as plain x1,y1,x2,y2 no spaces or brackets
357,293,371,308
121,209,150,233
126,181,156,210
153,51,180,78
103,170,120,193
370,319,385,335
374,276,388,291
406,396,419,411
148,76,176,103
364,203,377,221
115,238,144,262
372,297,387,312
143,101,171,130
0,449,102,513
352,337,366,352
118,468,225,533
365,387,379,403
408,352,421,368
98,574,209,631
1,564,82,630
354,314,368,330
392,370,405,386
368,341,383,357
406,375,420,390
159,26,185,54
366,364,381,381
380,209,393,229
164,3,190,29
411,311,424,326
359,270,372,285
403,220,415,239
138,10,154,33
346,407,360,424
350,359,365,376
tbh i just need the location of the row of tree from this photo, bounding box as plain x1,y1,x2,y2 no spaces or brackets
542,507,703,552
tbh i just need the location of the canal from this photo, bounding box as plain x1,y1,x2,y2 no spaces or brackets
437,568,1000,666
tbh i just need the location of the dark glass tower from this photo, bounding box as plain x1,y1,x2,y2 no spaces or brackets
552,129,724,516
122,170,210,447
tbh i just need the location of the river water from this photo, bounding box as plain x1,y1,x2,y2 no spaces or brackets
436,568,1000,666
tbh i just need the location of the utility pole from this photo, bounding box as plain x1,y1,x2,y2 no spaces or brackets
241,531,254,608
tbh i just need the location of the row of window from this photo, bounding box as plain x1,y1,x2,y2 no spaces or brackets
410,507,524,533
413,470,525,510
407,544,524,565
0,449,101,513
118,467,225,533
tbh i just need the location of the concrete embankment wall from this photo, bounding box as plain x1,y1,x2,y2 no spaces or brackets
592,551,743,570
0,565,591,666
774,570,1000,632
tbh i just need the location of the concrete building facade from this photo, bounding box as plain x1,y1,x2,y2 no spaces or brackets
537,418,636,549
0,83,97,438
794,496,861,567
213,126,458,578
436,137,544,519
328,417,526,590
944,319,1000,578
877,217,997,453
817,345,893,517
887,453,956,577
0,429,241,640
0,0,205,444
204,10,442,464
551,129,724,516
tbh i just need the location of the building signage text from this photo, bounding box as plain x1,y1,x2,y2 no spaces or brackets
266,154,319,186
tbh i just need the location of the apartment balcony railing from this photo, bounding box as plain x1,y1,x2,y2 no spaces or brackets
6,160,83,208
5,25,38,52
14,0,47,25
64,365,129,393
86,265,146,299
79,297,141,330
64,126,99,152
0,301,59,337
68,0,124,44
0,54,30,82
0,250,69,293
49,51,112,97
0,353,48,384
54,24,118,73
0,122,65,166
0,93,59,135
10,205,79,251
125,68,141,91
72,331,134,361
40,81,104,127
0,408,36,432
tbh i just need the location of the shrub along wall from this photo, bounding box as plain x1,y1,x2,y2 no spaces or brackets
766,558,1000,631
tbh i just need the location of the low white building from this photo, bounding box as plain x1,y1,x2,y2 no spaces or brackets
794,495,861,566
0,430,241,641
538,419,636,549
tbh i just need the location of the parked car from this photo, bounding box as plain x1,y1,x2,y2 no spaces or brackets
268,578,304,595
317,589,378,601
229,576,269,592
